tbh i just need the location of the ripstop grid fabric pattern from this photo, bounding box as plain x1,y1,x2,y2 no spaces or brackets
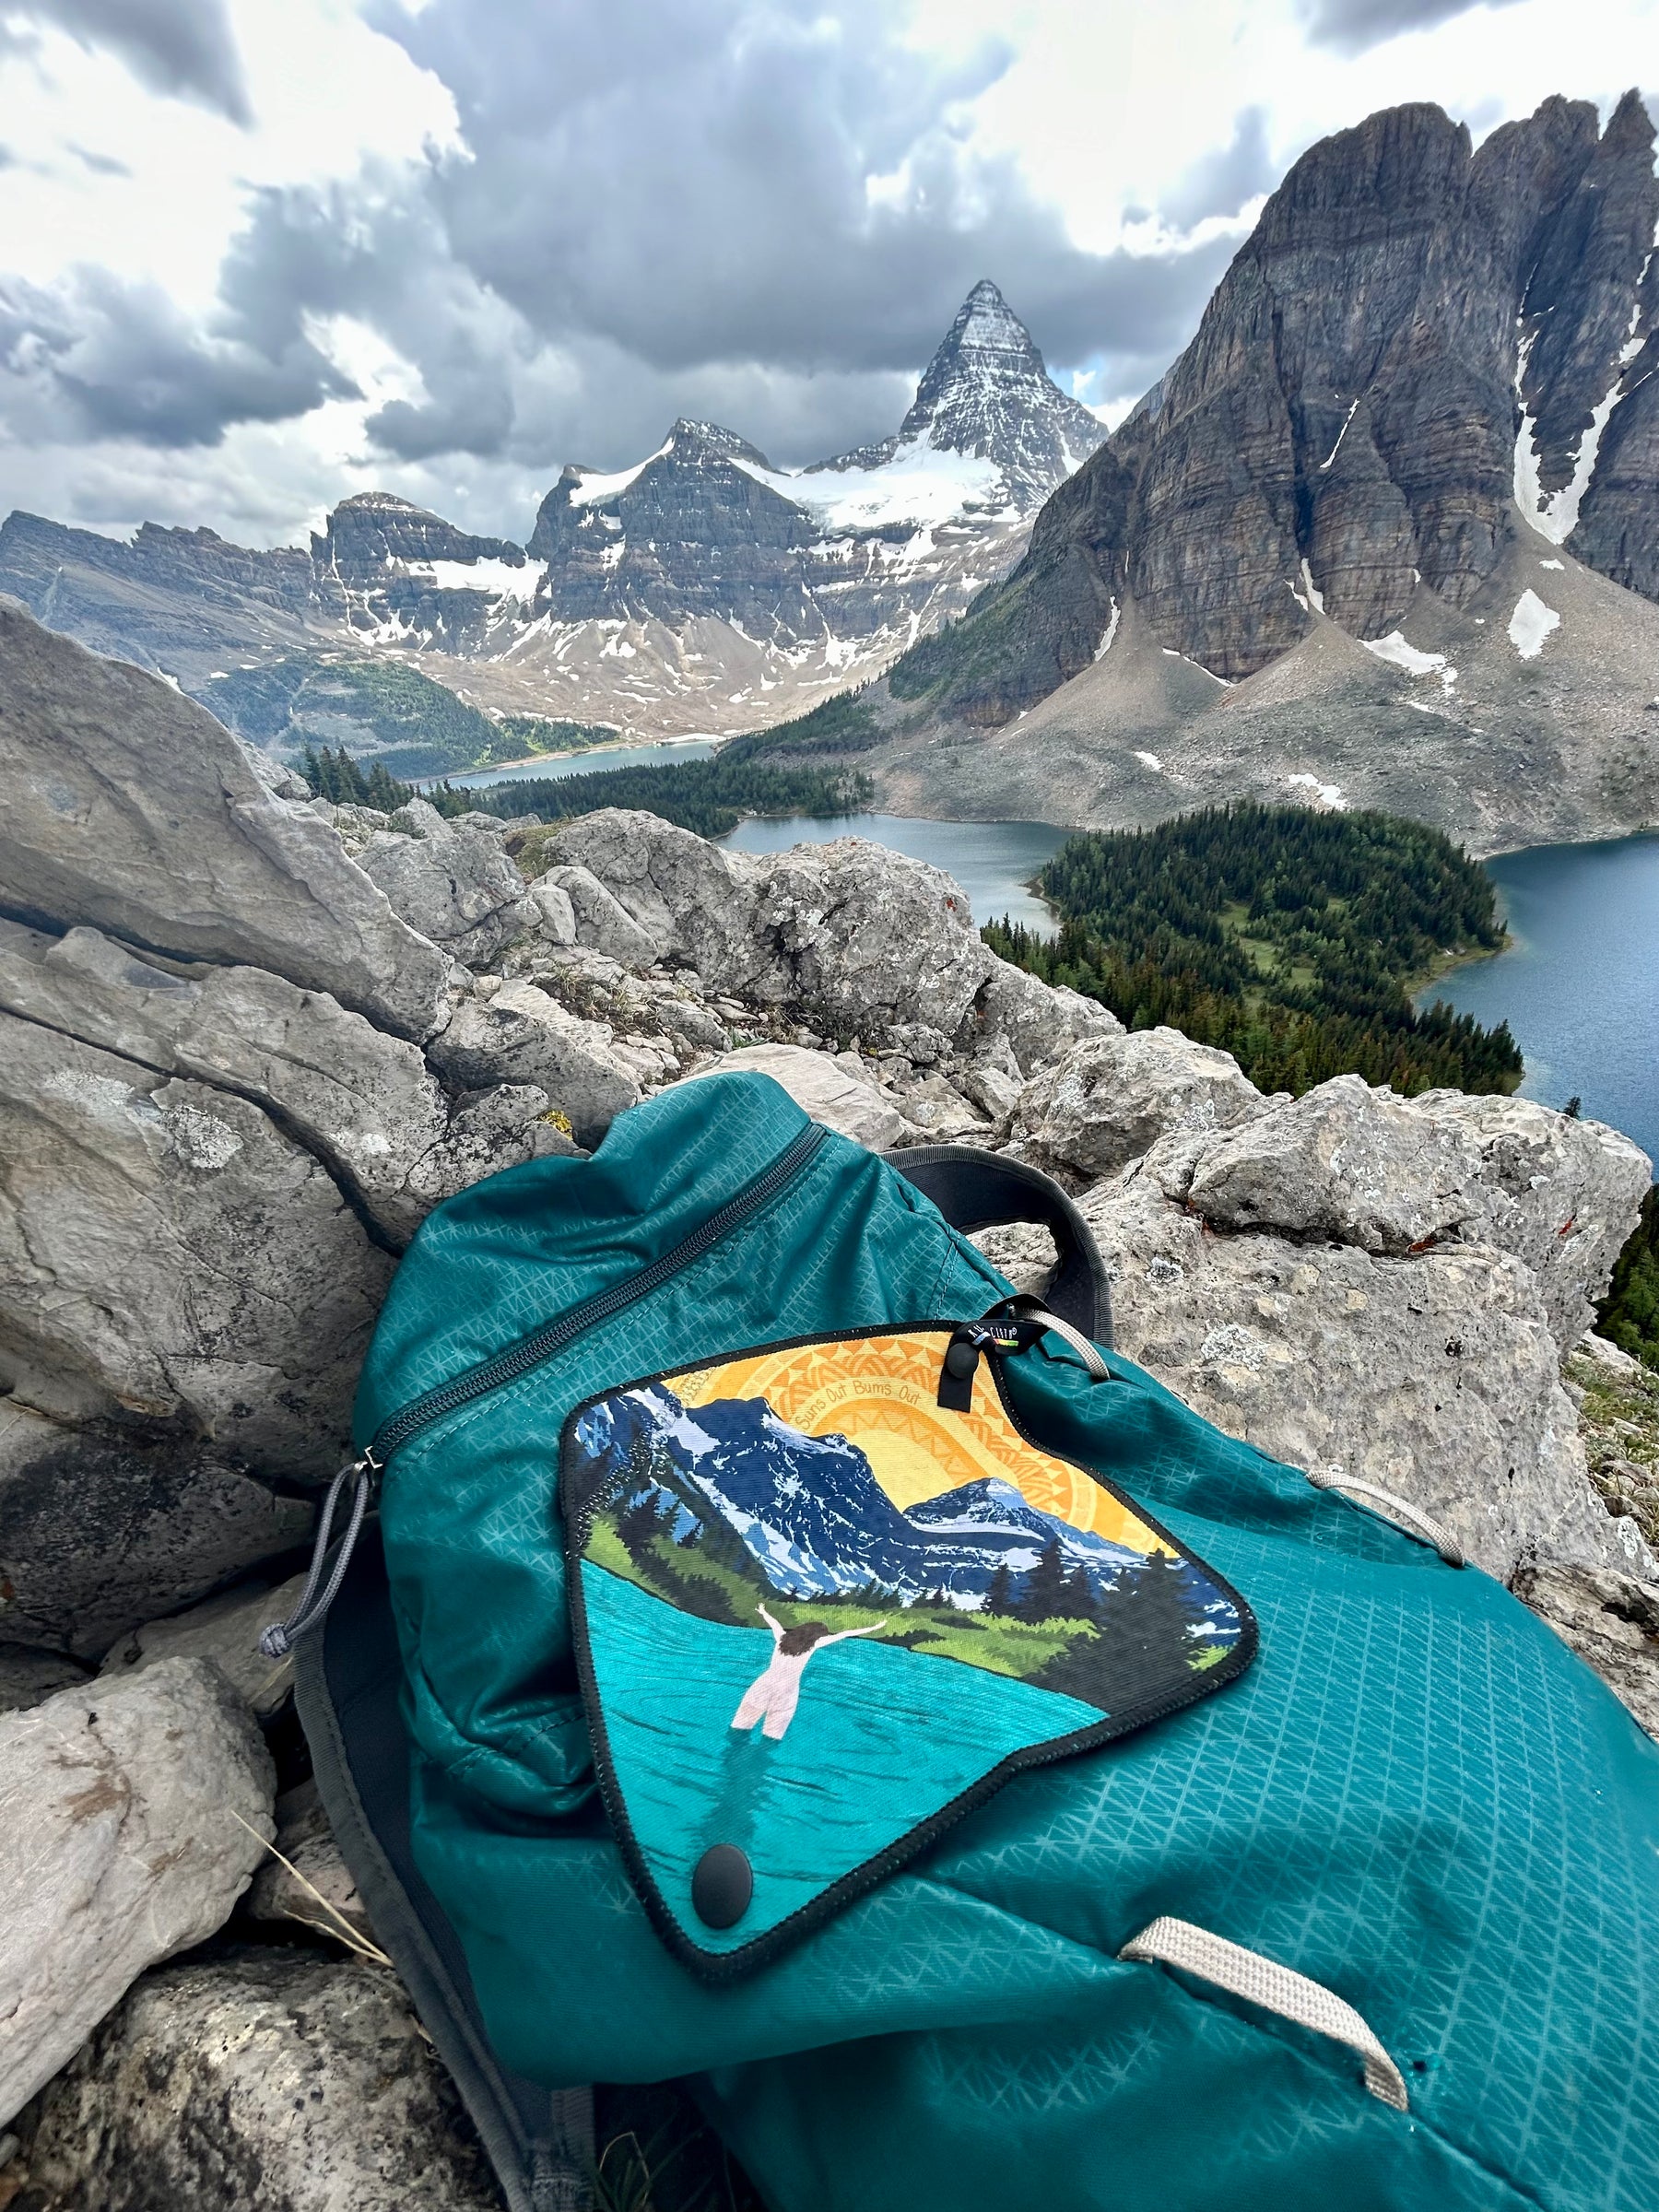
365,1072,1659,2212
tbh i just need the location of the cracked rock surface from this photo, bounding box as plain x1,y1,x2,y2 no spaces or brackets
0,601,448,1042
9,1952,504,2212
0,1658,273,2126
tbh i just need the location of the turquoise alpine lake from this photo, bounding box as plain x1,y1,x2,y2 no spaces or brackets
448,739,719,786
722,812,1065,934
580,1562,1100,1954
1418,833,1659,1169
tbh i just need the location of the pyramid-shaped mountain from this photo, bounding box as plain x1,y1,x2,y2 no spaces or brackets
813,280,1107,507
0,281,1102,756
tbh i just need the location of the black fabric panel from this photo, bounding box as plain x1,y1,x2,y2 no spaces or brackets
294,1526,594,2212
885,1146,1113,1347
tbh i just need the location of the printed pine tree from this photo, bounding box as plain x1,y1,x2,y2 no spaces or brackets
1093,1554,1203,1689
1035,1550,1207,1708
984,1562,1016,1616
1017,1538,1070,1624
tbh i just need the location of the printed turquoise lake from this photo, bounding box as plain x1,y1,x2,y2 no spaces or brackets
580,1562,1099,1955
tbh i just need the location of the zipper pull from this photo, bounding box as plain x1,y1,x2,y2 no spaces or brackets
936,1322,1025,1413
258,1451,380,1658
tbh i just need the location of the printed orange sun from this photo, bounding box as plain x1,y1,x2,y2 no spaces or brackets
673,1333,1165,1556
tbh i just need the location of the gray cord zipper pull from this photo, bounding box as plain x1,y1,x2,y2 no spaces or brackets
258,1453,379,1657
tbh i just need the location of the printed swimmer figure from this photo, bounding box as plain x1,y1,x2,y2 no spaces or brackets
730,1605,888,1742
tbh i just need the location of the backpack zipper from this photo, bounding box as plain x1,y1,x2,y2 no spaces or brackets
261,1120,829,1655
366,1120,830,1471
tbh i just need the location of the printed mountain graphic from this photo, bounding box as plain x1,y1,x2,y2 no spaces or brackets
573,1379,1228,1622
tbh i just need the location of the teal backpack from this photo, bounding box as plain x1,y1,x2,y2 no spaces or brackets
281,1070,1659,2212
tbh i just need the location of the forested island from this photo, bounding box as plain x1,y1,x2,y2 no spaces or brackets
985,803,1523,1098
297,743,872,841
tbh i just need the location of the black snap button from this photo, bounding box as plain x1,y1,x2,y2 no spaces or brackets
692,1844,753,1929
944,1339,979,1379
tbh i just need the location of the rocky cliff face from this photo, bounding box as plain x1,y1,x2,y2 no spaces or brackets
0,598,1654,2200
0,282,1100,747
840,95,1659,851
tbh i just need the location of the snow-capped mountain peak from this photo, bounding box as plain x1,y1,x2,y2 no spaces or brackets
576,1382,1149,1610
888,278,1107,501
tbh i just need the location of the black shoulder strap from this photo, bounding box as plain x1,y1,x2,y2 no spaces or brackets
885,1144,1113,1348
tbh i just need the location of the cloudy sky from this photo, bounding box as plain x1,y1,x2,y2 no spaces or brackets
0,0,1653,547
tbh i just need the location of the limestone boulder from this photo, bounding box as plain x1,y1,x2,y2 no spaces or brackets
968,960,1124,1077
545,814,1057,1057
11,1952,508,2212
1409,1089,1653,1351
356,814,535,971
544,808,763,984
1012,1028,1266,1180
0,1014,391,1484
428,980,641,1147
403,1082,582,1201
1153,1076,1651,1357
1512,1563,1659,1740
100,1572,308,1720
526,875,577,944
745,838,996,1041
0,1658,274,2126
0,920,450,1247
535,863,662,968
245,1777,372,1946
0,599,448,1041
1081,1156,1648,1582
1184,1073,1488,1254
0,1401,312,1658
686,1047,906,1149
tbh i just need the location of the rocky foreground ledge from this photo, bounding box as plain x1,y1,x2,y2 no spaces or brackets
1,599,1656,2205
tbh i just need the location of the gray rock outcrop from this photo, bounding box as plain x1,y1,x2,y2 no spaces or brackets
1408,1088,1653,1349
540,810,1102,1077
1512,1563,1659,1739
0,1659,273,2126
1084,1156,1621,1581
1083,1108,1653,1583
686,1046,908,1149
428,979,641,1146
535,864,662,968
0,1011,392,1481
0,919,452,1248
1165,1075,1651,1353
357,811,536,970
11,1952,506,2211
0,602,449,1041
1011,1027,1267,1179
99,1573,308,1720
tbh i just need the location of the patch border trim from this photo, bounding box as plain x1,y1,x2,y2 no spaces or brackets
559,1319,1259,1984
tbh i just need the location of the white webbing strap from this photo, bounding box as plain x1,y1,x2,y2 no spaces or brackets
1303,1467,1465,1568
1119,1915,1409,2111
1018,1304,1112,1382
